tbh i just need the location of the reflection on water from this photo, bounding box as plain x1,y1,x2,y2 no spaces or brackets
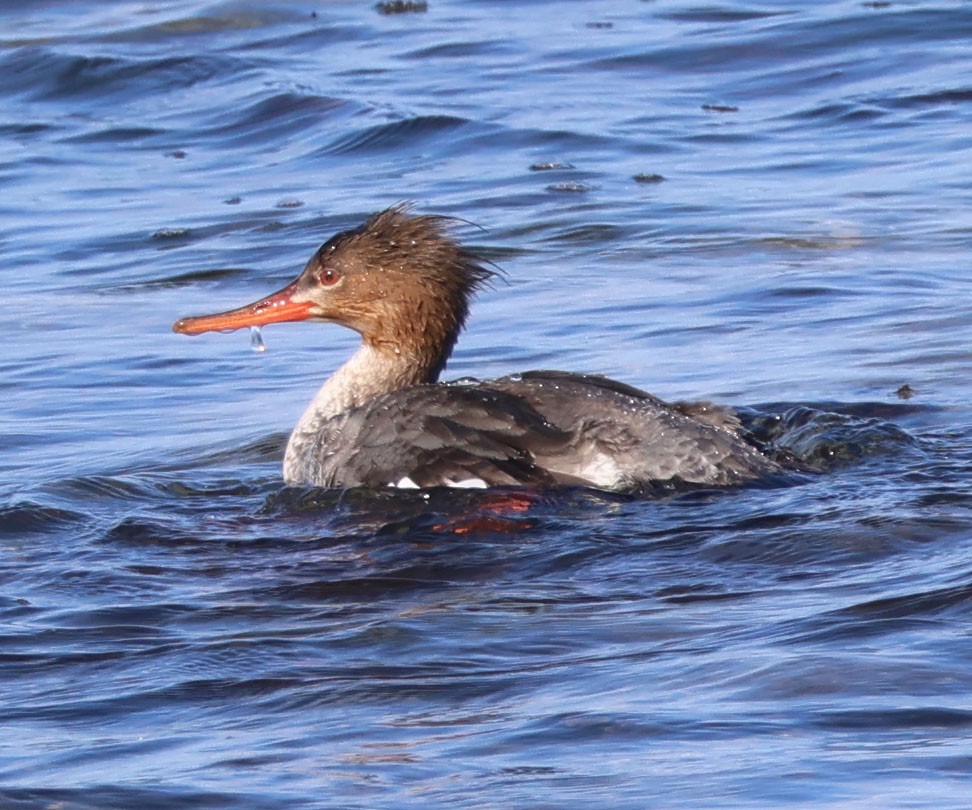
2,0,972,807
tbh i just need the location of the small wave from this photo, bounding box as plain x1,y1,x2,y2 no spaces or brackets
320,114,471,156
0,500,85,535
0,48,243,104
63,126,166,144
195,92,356,148
742,402,920,471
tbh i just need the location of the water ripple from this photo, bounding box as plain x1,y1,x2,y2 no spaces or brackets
4,0,972,806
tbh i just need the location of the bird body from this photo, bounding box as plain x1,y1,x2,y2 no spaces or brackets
174,206,780,491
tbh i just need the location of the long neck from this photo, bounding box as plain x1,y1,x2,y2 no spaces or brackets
283,341,443,475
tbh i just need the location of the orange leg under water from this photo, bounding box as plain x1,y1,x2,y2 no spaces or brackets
433,490,541,535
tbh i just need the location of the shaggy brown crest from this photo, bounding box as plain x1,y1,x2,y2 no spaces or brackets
309,204,496,377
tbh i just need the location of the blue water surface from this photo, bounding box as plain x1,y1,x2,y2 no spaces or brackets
3,1,972,807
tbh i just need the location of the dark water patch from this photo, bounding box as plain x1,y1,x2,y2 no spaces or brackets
469,123,616,156
0,593,33,612
537,222,630,246
0,500,85,535
882,87,972,110
110,266,244,292
812,707,972,733
320,114,472,156
777,101,888,128
587,7,972,87
2,607,188,653
239,19,374,58
508,710,672,748
102,511,275,549
192,92,356,149
3,652,303,708
678,130,760,149
1,49,246,104
166,433,287,472
0,121,58,138
406,39,510,60
63,126,167,144
0,786,256,810
40,460,282,516
728,654,972,704
659,7,788,24
832,581,972,625
693,511,904,570
655,582,759,605
53,212,311,271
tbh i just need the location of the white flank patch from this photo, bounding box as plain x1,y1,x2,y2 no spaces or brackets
445,477,489,489
576,453,623,489
390,475,488,490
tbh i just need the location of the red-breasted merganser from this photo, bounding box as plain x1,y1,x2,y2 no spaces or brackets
173,205,781,491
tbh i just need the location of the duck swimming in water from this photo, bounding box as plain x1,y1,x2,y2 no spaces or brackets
173,205,781,491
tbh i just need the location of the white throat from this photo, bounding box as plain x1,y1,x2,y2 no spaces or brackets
283,343,430,480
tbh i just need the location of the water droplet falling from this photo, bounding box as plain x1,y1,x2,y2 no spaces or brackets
249,326,267,353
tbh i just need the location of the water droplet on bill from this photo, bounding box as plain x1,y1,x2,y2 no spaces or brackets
249,326,267,353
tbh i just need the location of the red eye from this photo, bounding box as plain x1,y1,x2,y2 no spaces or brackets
320,268,341,286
